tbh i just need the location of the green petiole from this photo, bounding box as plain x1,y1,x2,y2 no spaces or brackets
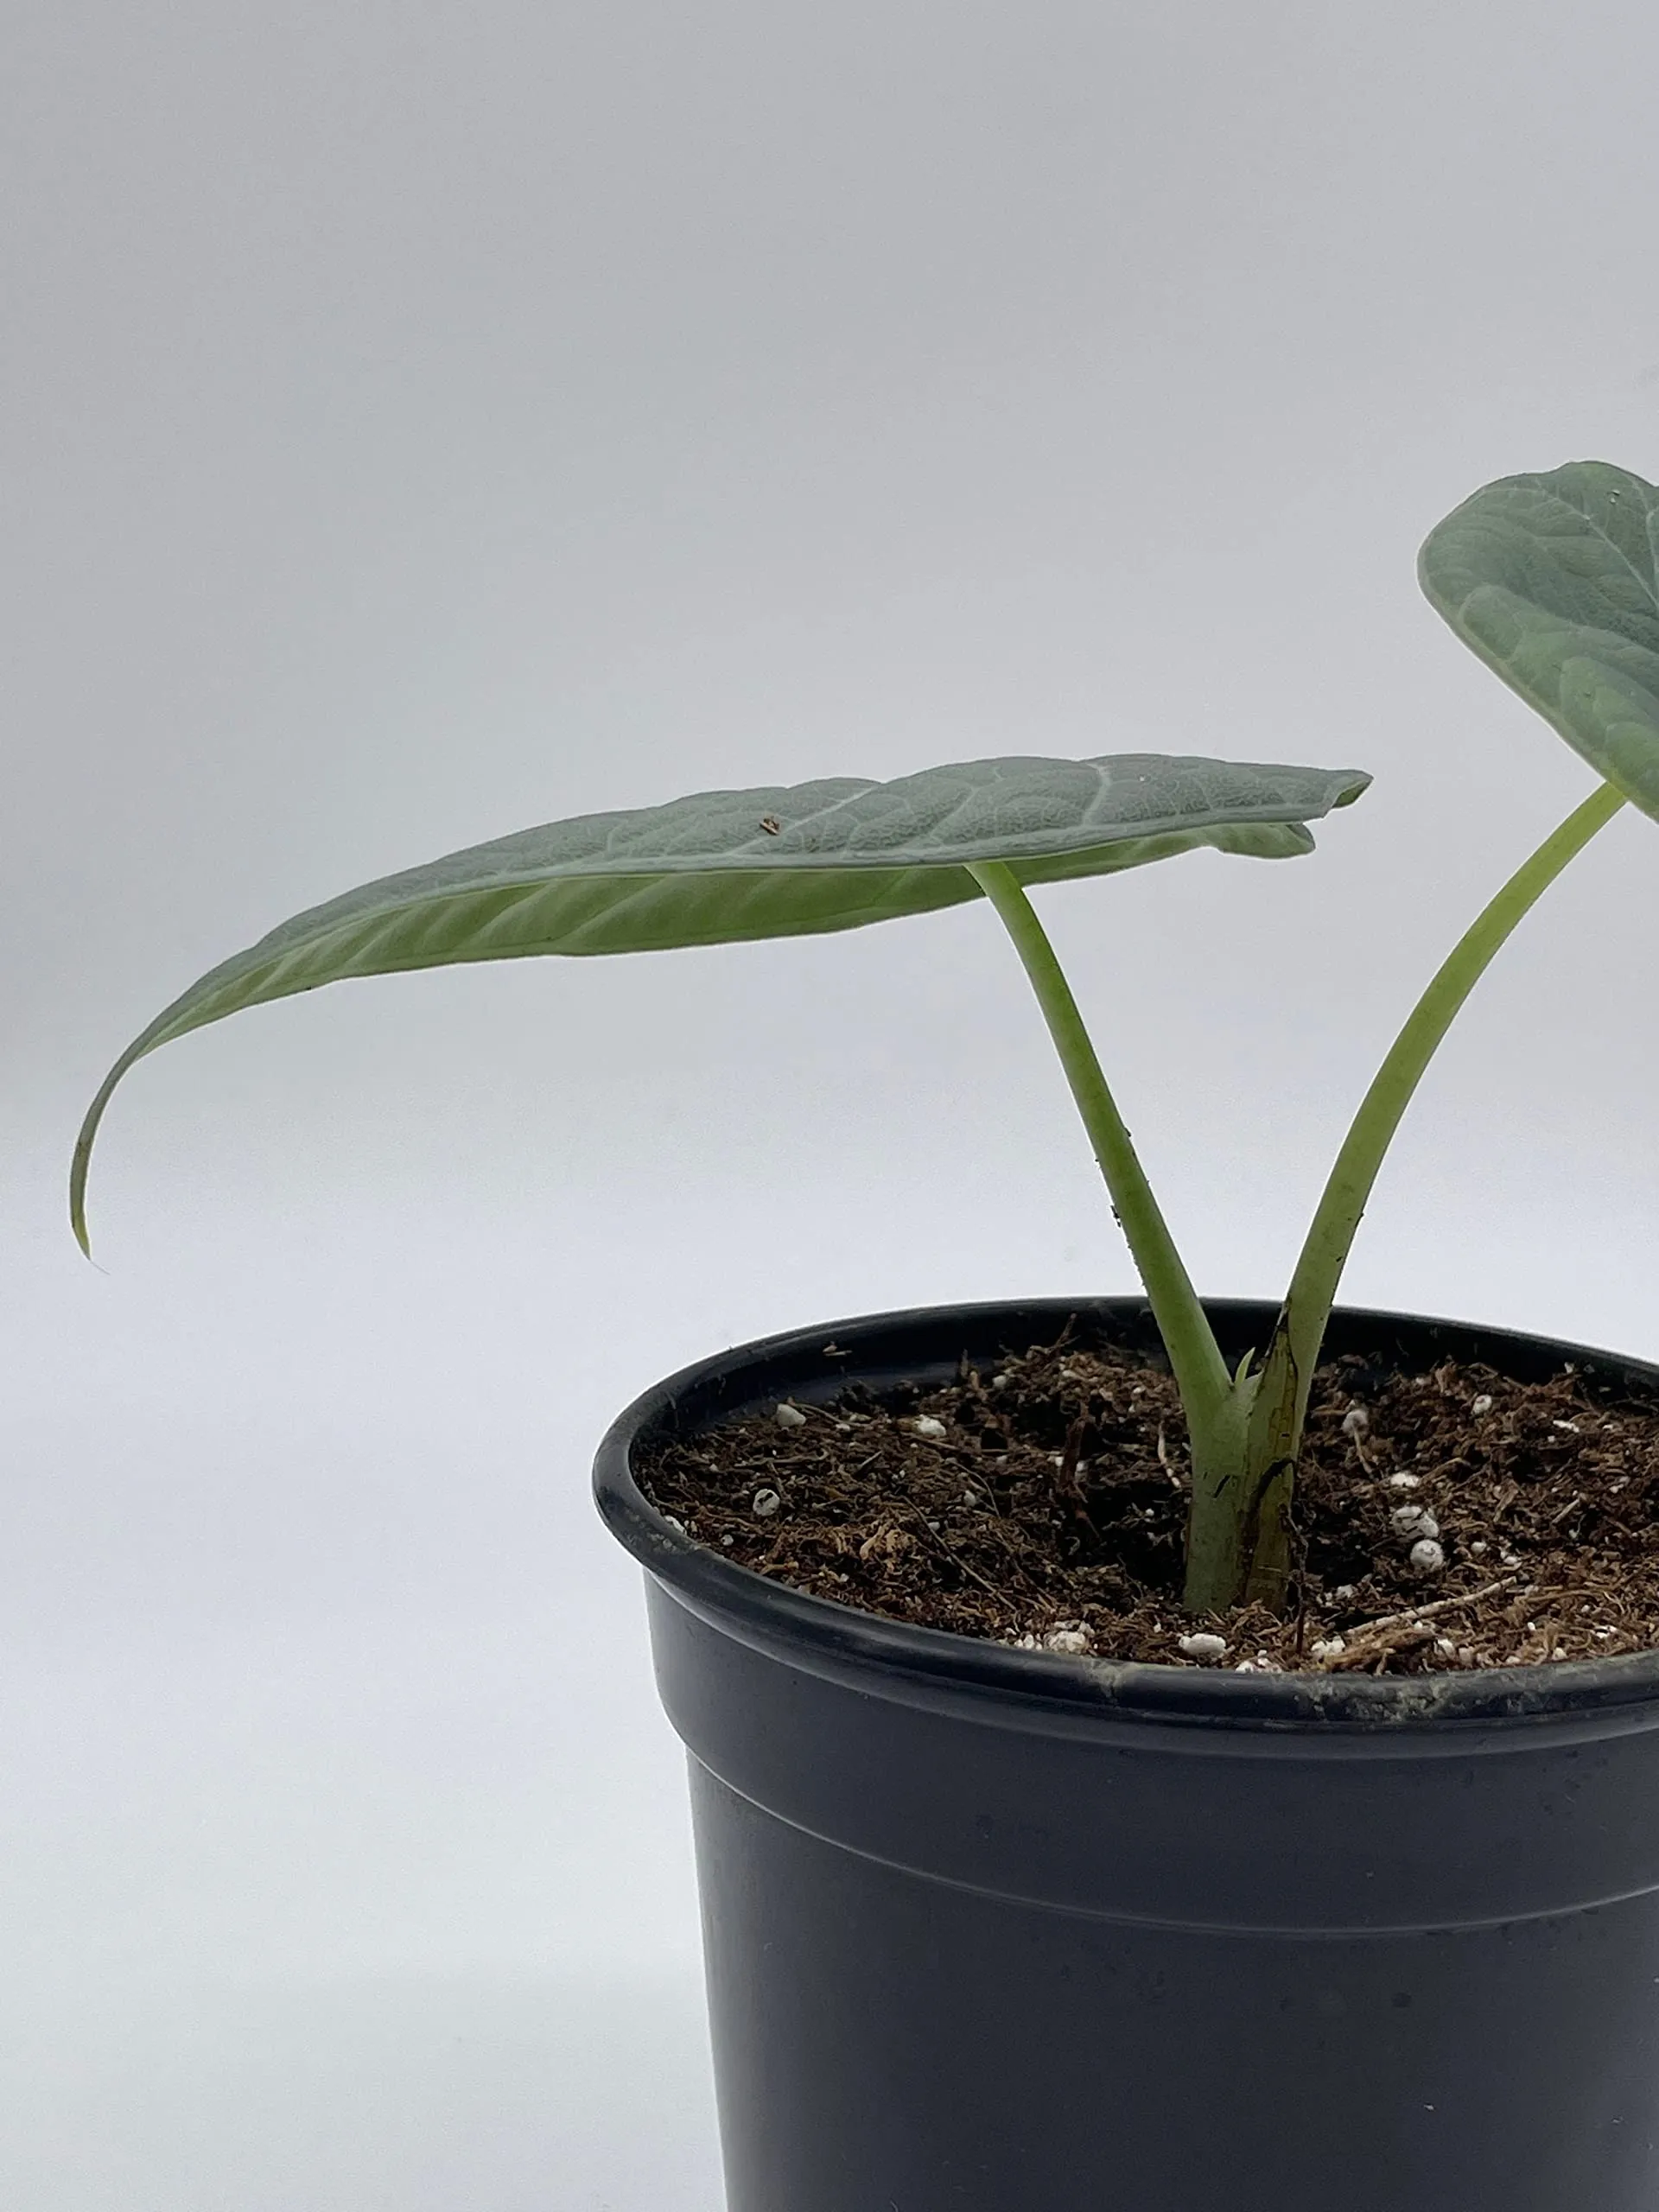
964,861,1234,1445
1242,779,1628,1537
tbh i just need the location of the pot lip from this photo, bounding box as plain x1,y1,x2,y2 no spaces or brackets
594,1295,1659,1736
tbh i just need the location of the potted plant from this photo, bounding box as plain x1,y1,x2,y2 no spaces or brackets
73,461,1659,2209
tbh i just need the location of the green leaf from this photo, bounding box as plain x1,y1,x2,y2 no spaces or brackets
72,751,1368,1247
1419,460,1659,818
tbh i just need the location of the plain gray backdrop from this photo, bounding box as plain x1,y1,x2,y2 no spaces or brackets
7,3,1659,2203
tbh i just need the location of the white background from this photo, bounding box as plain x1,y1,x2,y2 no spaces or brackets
7,3,1659,2203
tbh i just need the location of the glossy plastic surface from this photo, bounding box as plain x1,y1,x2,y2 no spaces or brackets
595,1300,1659,2211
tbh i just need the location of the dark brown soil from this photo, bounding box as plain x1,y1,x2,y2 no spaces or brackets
639,1329,1659,1675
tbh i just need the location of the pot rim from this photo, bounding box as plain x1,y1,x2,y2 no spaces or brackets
594,1295,1659,1735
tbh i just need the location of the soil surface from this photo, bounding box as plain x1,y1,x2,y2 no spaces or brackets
639,1328,1659,1675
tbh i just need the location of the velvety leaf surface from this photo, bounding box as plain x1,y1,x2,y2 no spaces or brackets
73,751,1367,1242
1419,461,1659,818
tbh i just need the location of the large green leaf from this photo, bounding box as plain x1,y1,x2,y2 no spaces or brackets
1419,460,1659,818
72,751,1367,1244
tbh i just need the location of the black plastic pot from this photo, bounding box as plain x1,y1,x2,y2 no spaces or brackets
594,1299,1659,2211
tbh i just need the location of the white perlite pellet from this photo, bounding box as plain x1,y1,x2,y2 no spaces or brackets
1471,1394,1494,1418
1178,1631,1228,1662
773,1402,807,1429
1045,1626,1091,1655
1391,1505,1440,1541
909,1415,948,1439
1386,1472,1421,1491
1408,1538,1446,1577
1341,1405,1370,1437
751,1488,783,1518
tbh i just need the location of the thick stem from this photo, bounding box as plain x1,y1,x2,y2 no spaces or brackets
1244,779,1627,1522
966,862,1233,1440
1179,1386,1270,1618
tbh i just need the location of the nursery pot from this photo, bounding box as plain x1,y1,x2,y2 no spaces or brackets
594,1299,1659,2212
